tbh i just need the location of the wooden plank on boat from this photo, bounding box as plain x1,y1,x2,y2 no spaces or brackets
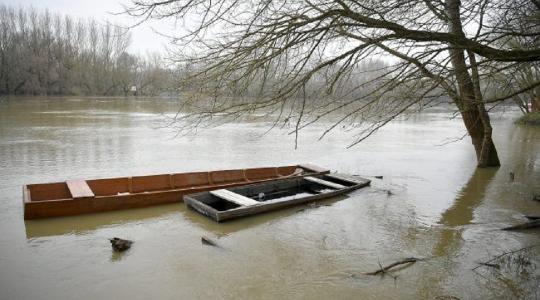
304,176,345,189
299,164,330,174
210,189,259,206
326,174,370,186
66,180,94,198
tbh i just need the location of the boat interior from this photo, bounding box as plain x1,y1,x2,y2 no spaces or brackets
191,175,358,212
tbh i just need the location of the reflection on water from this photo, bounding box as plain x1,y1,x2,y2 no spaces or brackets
24,204,184,238
110,247,132,263
433,168,497,257
1,97,539,300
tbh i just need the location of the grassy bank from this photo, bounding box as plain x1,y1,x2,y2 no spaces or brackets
516,112,540,125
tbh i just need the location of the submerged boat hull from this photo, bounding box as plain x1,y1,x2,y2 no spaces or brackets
184,174,370,222
23,164,328,219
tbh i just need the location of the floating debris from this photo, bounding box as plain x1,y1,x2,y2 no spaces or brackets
109,237,133,252
201,236,219,247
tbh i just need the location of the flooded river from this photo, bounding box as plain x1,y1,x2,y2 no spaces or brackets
0,97,539,299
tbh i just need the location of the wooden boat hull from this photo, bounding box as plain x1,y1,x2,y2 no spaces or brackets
23,164,329,219
184,174,370,222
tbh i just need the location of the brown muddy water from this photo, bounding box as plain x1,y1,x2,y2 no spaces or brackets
0,97,539,299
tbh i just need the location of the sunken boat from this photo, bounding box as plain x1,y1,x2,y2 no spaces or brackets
184,173,370,222
23,164,328,219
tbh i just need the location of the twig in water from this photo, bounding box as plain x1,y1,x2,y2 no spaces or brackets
477,262,500,269
374,259,397,280
365,257,423,276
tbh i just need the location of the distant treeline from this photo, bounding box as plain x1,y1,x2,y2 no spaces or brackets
0,5,176,96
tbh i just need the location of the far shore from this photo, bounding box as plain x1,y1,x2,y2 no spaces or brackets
517,112,540,125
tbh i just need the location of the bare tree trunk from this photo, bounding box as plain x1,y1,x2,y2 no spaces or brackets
446,0,500,167
467,50,500,167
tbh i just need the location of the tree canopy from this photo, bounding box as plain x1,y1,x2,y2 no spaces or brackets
125,0,540,167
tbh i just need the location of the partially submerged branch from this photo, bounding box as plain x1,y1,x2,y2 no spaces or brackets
364,257,424,276
501,219,540,231
473,244,540,271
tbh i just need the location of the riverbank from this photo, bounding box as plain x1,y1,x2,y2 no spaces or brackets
516,112,540,125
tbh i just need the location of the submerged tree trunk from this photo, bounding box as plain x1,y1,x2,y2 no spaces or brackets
446,0,500,167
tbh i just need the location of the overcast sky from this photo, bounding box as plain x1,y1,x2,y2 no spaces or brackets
1,0,172,55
